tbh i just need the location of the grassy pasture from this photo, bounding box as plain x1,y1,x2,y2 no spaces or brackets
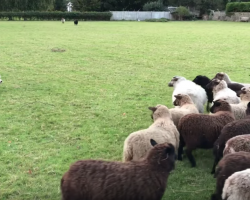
1,21,250,200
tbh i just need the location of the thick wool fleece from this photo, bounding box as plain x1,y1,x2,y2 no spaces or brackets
123,105,179,162
223,135,250,155
61,141,175,200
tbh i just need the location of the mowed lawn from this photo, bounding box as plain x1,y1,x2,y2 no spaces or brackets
1,20,250,200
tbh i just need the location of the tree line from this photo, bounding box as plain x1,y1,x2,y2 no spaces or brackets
0,0,231,15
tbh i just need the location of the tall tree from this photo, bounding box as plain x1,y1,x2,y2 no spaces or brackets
72,0,101,11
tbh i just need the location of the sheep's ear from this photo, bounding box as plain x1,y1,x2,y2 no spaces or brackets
213,100,221,106
148,107,157,112
165,143,175,155
150,139,158,147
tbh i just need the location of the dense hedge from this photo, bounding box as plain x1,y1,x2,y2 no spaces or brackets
0,11,112,21
226,2,250,13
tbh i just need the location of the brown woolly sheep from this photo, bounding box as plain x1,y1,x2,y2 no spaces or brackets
211,102,250,174
61,139,175,200
223,135,250,155
178,99,235,167
211,151,250,200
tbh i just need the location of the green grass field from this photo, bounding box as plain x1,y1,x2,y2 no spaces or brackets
1,21,250,200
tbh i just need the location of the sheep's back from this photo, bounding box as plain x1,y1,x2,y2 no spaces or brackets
230,102,248,120
219,119,250,146
223,135,250,156
179,113,234,148
124,127,177,161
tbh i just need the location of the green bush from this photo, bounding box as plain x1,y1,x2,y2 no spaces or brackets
176,6,190,20
226,2,250,13
143,1,165,11
0,11,112,21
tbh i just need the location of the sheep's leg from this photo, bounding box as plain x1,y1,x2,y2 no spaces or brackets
185,148,196,167
206,101,210,113
211,158,218,174
177,136,185,161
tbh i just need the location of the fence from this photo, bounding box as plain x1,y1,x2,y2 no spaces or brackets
110,11,172,21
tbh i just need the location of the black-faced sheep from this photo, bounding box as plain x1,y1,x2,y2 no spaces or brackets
61,139,175,200
170,94,199,129
123,105,179,162
223,135,250,155
222,168,250,200
206,79,240,104
211,102,250,174
0,76,2,84
193,75,213,112
211,151,250,200
213,72,250,88
168,76,207,113
74,19,78,25
230,86,250,120
178,100,235,167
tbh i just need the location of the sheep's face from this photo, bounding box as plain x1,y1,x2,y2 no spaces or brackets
214,72,225,80
173,94,184,106
192,75,210,86
206,78,220,90
148,105,171,121
210,99,231,113
148,139,175,171
168,76,186,87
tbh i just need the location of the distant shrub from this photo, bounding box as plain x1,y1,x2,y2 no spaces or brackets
226,2,250,13
145,18,169,22
143,1,165,11
0,11,112,21
176,6,190,20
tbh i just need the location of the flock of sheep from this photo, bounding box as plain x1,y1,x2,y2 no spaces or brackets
2,71,250,200
60,72,250,200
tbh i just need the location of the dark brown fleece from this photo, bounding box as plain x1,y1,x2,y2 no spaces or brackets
211,151,250,200
212,115,250,174
178,100,235,167
61,142,175,200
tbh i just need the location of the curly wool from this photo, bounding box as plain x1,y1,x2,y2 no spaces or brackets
123,105,179,162
222,169,250,200
223,135,250,156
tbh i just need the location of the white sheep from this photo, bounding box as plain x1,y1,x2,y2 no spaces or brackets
214,72,250,87
206,79,240,104
123,104,179,162
230,86,250,120
168,76,207,113
222,168,250,200
0,75,2,84
170,94,199,129
61,18,65,23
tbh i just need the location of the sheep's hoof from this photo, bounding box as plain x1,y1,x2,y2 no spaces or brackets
210,194,218,200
